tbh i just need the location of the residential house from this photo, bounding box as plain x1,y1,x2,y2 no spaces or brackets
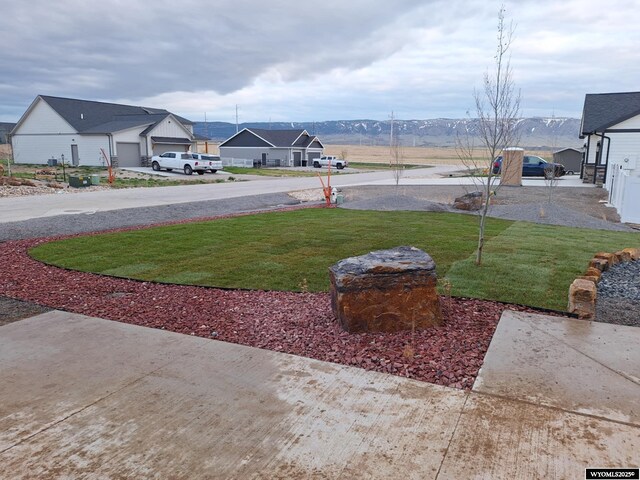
0,122,15,144
10,95,195,167
219,128,324,167
580,91,640,224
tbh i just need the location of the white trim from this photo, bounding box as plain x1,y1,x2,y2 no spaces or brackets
291,129,310,146
219,128,276,148
308,136,325,148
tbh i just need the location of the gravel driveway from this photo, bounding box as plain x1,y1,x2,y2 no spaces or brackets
339,185,635,231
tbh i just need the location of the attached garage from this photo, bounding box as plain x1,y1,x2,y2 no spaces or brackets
307,151,321,161
116,142,141,167
151,136,192,155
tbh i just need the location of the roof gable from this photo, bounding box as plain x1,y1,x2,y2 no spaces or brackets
581,92,640,134
248,128,306,147
219,128,274,147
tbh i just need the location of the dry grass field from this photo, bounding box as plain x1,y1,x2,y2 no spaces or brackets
325,144,555,166
2,142,554,168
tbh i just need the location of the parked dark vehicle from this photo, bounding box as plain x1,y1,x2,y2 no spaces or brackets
492,155,566,178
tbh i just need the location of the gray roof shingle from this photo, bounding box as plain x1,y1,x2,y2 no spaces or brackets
248,128,306,147
581,91,640,134
39,95,193,134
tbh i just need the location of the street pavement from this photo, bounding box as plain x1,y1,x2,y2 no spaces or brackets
0,166,591,223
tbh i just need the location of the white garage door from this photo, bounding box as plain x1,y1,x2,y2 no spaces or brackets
116,142,141,167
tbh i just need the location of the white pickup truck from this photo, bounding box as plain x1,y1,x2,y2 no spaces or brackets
151,151,222,175
312,155,347,170
191,153,223,174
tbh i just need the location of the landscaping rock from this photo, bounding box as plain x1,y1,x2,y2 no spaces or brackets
622,247,640,261
594,252,618,268
577,275,599,285
589,257,609,272
452,191,483,211
329,246,442,333
568,279,597,319
584,267,602,280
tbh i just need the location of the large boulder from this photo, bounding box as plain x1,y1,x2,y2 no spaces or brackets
568,279,597,319
329,246,442,333
453,191,483,211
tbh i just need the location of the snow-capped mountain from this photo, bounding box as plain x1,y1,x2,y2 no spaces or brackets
194,117,582,148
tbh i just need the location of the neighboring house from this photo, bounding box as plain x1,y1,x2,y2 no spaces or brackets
10,95,195,167
219,128,324,167
580,91,640,224
0,122,16,144
552,147,582,175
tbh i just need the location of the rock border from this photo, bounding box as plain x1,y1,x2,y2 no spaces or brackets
568,247,640,319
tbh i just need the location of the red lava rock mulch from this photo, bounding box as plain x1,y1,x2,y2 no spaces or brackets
0,237,563,391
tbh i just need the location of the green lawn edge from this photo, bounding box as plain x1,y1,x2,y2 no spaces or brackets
29,208,639,311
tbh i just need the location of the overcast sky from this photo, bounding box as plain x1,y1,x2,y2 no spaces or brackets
1,0,639,123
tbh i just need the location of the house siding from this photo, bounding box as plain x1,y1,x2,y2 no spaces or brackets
220,147,292,166
611,115,640,129
11,134,109,166
600,116,640,223
13,99,76,135
149,116,190,138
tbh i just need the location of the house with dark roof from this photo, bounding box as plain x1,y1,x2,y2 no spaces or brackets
10,95,195,167
0,122,15,144
580,91,640,224
218,128,324,167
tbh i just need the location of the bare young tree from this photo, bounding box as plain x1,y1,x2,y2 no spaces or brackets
456,5,521,265
390,135,404,189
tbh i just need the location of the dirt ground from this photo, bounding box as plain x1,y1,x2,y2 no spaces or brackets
0,297,51,326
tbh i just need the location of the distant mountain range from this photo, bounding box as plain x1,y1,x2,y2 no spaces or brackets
193,117,583,149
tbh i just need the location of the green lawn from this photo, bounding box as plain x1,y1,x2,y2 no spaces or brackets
29,209,639,310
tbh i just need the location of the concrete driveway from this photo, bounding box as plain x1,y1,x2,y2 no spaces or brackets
1,310,637,478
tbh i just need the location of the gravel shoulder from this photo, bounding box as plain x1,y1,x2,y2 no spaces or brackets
339,185,635,231
0,192,305,242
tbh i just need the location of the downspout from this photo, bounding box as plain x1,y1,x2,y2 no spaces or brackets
107,134,113,166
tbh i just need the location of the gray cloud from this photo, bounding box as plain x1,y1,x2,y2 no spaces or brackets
1,0,639,121
1,0,431,118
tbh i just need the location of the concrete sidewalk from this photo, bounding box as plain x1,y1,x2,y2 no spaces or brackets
1,310,637,478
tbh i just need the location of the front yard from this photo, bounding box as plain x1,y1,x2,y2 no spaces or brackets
29,208,639,311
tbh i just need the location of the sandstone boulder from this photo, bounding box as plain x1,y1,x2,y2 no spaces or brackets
614,250,632,263
568,279,596,319
622,247,640,261
589,258,609,272
453,191,483,211
329,246,442,333
594,252,618,268
584,267,602,280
